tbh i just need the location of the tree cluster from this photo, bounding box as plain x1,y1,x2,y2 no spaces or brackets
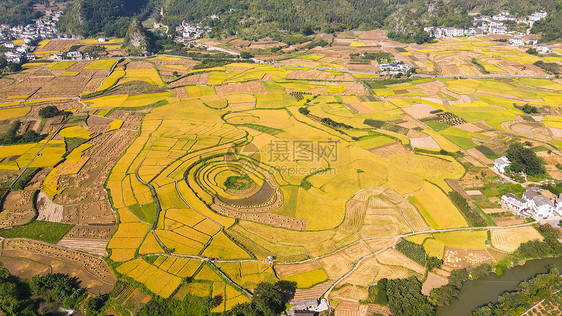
448,191,487,227
505,142,546,176
0,263,37,315
0,0,42,26
0,121,44,146
375,277,435,316
38,105,64,118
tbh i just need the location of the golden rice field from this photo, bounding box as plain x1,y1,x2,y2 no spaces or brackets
86,56,560,308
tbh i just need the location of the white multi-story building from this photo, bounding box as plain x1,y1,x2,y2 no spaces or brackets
494,156,511,173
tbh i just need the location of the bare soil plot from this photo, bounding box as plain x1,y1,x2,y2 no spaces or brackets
421,272,449,295
215,81,269,95
346,102,372,113
456,123,483,133
467,148,494,165
402,104,436,119
0,256,51,279
482,208,505,214
493,217,527,226
410,136,440,149
370,142,411,159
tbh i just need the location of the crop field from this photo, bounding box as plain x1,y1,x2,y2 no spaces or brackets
0,47,548,312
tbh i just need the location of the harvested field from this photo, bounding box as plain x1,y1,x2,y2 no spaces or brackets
57,237,109,256
274,261,322,278
36,191,64,222
0,190,35,228
318,242,373,278
292,280,334,301
1,239,115,293
490,226,543,252
215,81,269,95
442,246,494,271
168,73,210,87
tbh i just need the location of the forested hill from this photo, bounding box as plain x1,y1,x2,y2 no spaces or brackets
57,0,153,37
6,0,562,42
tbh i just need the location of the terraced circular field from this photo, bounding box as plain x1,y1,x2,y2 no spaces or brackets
186,155,283,212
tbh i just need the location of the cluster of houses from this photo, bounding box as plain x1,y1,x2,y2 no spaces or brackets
501,187,559,220
1,10,69,64
174,21,212,43
507,37,553,53
379,63,415,75
494,156,559,220
424,10,547,39
0,10,64,43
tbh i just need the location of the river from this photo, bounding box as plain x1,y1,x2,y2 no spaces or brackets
436,257,562,316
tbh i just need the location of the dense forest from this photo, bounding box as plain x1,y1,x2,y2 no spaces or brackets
0,0,43,26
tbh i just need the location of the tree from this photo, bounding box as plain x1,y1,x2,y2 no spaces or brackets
240,51,254,59
252,282,285,315
226,280,296,316
414,30,431,44
298,107,310,115
38,106,61,118
6,63,22,73
85,294,108,316
426,256,443,270
526,47,538,55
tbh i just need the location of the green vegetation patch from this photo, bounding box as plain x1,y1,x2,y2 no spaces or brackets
0,220,74,243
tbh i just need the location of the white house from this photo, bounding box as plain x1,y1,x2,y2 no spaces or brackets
528,195,555,219
66,51,83,60
501,193,527,212
4,41,14,48
494,156,511,173
535,45,553,54
508,37,525,46
97,37,107,43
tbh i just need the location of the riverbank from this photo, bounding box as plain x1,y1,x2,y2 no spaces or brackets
436,256,562,315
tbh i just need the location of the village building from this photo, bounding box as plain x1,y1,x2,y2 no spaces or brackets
501,193,527,213
535,45,553,54
528,195,555,219
508,37,525,46
493,156,511,173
